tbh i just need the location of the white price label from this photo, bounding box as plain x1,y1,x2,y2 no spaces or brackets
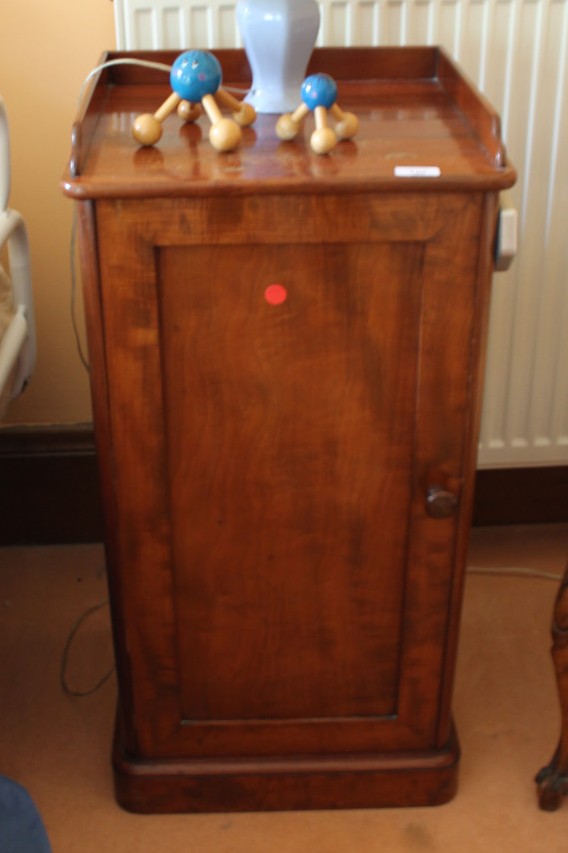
394,166,441,178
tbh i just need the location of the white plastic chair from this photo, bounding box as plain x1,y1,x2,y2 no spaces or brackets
0,97,35,413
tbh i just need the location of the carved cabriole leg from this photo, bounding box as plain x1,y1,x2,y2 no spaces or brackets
536,563,568,810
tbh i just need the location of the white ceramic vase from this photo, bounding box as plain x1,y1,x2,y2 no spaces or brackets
237,0,321,114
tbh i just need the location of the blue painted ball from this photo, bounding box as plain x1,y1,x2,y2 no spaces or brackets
301,74,337,110
170,50,222,101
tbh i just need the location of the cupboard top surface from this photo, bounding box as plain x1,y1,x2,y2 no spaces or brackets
62,47,515,199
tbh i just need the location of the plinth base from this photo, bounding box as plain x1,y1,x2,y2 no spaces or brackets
113,718,460,813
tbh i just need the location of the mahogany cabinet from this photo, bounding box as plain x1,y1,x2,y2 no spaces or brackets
63,47,516,812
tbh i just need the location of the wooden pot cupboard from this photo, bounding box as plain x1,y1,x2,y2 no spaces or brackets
63,47,516,813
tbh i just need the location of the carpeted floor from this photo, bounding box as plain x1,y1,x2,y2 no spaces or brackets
1,523,567,851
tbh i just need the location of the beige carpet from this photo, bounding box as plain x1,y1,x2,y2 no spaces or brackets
1,523,567,852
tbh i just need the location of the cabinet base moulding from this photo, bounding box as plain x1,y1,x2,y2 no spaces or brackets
112,721,460,813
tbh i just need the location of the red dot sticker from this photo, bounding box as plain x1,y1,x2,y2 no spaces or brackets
264,284,288,306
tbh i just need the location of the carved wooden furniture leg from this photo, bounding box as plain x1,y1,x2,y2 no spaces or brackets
536,562,568,810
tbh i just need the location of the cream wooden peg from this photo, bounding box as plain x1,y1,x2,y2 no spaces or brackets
201,94,242,153
132,92,181,146
330,103,359,140
310,105,337,155
276,103,309,141
177,100,202,123
214,89,256,127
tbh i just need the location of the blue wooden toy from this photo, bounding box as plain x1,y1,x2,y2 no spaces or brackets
170,50,221,101
301,73,338,110
132,50,256,153
276,72,359,154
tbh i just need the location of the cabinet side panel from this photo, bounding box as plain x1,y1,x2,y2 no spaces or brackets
95,206,182,753
77,201,138,751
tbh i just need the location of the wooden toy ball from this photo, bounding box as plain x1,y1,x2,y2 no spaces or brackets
132,49,254,153
301,73,338,111
170,50,221,102
276,72,359,155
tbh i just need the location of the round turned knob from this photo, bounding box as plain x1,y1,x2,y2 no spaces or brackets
426,487,458,519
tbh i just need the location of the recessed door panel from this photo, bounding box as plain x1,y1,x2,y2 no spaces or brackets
158,242,424,723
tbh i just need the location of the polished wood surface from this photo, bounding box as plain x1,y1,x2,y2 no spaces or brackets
63,47,515,813
63,47,513,194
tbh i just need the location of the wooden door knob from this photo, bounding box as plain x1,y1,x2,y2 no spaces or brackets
425,487,458,519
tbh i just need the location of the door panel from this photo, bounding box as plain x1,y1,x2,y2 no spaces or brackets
159,242,423,722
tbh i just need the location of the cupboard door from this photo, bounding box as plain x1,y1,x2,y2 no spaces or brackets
160,240,420,725
94,192,484,758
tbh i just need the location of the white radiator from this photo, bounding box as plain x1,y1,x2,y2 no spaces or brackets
113,0,568,468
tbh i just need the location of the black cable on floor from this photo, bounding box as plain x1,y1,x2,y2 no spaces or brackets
60,600,115,697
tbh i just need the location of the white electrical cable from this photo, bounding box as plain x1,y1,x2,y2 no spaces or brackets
467,566,563,581
0,306,27,393
69,209,89,373
77,56,252,107
78,58,173,104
